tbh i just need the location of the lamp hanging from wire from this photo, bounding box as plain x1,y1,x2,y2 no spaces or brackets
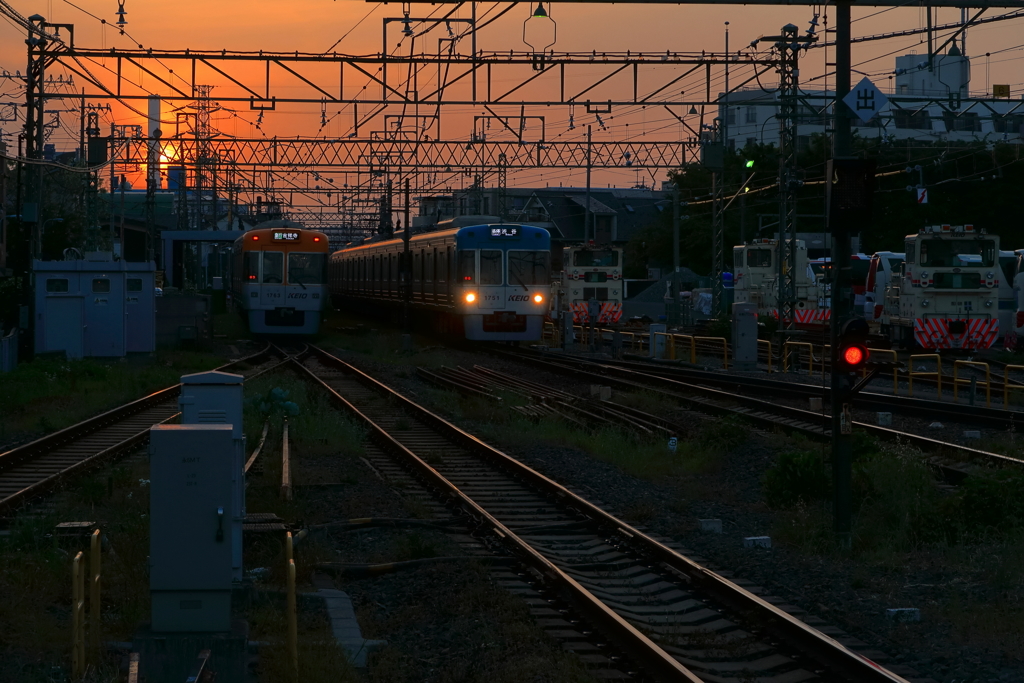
523,1,556,54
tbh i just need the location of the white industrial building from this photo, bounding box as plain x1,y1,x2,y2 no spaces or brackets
719,47,1022,149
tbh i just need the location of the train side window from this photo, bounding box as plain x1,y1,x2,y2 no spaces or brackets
905,242,915,264
480,250,503,285
263,252,284,284
733,248,744,268
92,278,111,293
127,278,143,292
46,278,69,293
458,250,476,283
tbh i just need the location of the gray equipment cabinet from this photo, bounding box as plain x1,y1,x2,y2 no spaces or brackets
149,424,238,632
33,257,156,358
178,371,245,582
732,302,759,371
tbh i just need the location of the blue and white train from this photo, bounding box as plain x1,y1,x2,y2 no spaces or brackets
328,222,551,340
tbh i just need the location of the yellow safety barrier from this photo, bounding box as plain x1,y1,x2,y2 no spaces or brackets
908,354,942,397
1004,365,1024,407
695,336,728,369
757,339,772,373
90,529,101,657
651,331,673,359
72,552,85,678
672,334,697,363
865,348,899,394
953,360,991,408
782,341,816,374
286,532,298,681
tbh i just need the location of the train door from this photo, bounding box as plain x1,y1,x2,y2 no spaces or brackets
260,250,285,309
478,249,506,309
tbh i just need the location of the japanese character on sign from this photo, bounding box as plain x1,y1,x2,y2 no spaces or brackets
842,77,889,122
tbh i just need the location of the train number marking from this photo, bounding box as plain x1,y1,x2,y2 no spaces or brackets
483,295,500,301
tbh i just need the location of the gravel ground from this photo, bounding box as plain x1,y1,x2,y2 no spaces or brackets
321,331,1024,683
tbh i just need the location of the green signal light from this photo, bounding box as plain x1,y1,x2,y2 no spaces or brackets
745,160,755,168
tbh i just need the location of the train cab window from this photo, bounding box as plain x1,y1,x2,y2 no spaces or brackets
458,250,476,283
733,248,744,268
262,252,284,283
572,249,618,267
920,239,995,268
480,250,503,285
288,253,326,285
747,249,772,268
92,278,111,293
244,253,260,282
127,278,143,292
905,242,915,264
508,250,550,285
46,278,69,293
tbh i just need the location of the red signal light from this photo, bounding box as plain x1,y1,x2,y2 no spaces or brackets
843,345,865,366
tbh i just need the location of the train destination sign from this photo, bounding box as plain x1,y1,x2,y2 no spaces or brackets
273,231,301,241
490,227,520,238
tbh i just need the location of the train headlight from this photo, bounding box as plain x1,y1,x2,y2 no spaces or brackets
985,299,993,307
465,292,476,303
921,299,929,307
987,271,995,279
533,294,544,304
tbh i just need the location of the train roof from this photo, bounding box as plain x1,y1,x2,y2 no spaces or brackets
333,223,549,255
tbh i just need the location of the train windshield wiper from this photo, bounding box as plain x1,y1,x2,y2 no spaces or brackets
510,268,529,292
291,276,308,290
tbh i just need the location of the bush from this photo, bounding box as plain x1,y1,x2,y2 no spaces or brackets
763,450,830,509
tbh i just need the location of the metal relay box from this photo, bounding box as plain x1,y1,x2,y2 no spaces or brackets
150,424,238,632
178,371,245,582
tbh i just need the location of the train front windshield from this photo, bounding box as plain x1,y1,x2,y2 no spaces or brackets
288,253,326,285
508,251,550,285
573,249,618,267
920,239,996,268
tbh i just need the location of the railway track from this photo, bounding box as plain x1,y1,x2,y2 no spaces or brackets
0,345,284,516
294,345,916,683
492,349,1024,479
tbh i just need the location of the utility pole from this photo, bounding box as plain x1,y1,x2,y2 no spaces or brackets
585,125,592,243
403,179,411,334
830,0,855,549
672,186,681,325
24,15,47,262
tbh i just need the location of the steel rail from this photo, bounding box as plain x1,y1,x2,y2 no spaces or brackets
615,355,1024,429
0,345,281,514
506,350,1024,471
293,350,700,683
304,345,912,683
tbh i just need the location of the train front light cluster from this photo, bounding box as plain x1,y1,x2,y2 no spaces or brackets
465,292,477,303
533,294,544,304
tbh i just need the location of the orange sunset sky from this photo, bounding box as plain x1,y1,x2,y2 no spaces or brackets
2,0,1023,193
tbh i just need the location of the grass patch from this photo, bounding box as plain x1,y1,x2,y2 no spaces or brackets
243,373,365,460
247,593,358,683
0,459,154,681
0,350,224,445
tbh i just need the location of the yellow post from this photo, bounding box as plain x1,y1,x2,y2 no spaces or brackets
695,336,727,368
90,529,101,659
287,558,298,681
908,354,942,397
72,552,84,678
1004,365,1024,407
953,360,991,408
866,348,899,394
